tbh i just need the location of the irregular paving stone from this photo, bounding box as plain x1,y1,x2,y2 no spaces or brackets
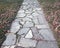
33,8,41,12
35,24,49,29
22,2,28,5
2,33,16,46
19,21,25,25
39,29,56,40
1,46,9,48
32,4,40,8
24,47,31,48
14,46,24,48
18,38,37,47
35,8,42,11
26,13,31,16
25,30,33,38
23,21,34,27
32,12,39,16
14,18,25,25
15,17,32,23
1,46,10,48
17,28,30,36
25,10,32,14
28,8,33,12
10,45,16,48
26,15,33,19
18,9,25,13
37,15,47,24
36,41,58,48
31,2,39,8
16,12,26,18
37,10,43,14
10,21,21,33
32,17,39,24
22,5,29,10
23,17,32,22
31,27,44,40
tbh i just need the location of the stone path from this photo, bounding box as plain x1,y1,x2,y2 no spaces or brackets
1,0,58,48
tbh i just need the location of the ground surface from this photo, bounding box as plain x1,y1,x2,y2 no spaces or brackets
38,0,60,47
0,0,23,47
1,0,59,48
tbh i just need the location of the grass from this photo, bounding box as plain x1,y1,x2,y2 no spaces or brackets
0,0,23,47
0,0,23,14
38,0,60,48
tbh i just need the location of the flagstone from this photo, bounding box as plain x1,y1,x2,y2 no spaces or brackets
25,30,33,38
17,28,30,36
31,27,44,40
10,21,21,33
36,41,58,48
39,29,55,40
18,38,37,47
2,33,16,45
35,24,49,29
23,21,34,27
16,13,26,18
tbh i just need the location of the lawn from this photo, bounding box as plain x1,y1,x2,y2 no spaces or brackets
38,0,60,48
0,0,23,47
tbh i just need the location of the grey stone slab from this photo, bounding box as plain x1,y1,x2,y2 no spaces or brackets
32,4,40,8
22,3,28,7
32,17,39,25
33,8,41,12
15,17,32,25
18,9,25,13
23,17,32,22
32,12,39,16
28,8,33,12
25,10,32,14
17,28,30,36
31,27,44,40
2,33,16,46
22,5,30,10
35,24,50,29
26,15,33,19
23,21,34,27
10,21,21,33
1,46,10,48
37,14,48,24
14,18,21,22
16,12,26,18
35,8,42,11
22,2,28,5
25,30,33,38
24,47,30,48
39,29,55,40
10,45,16,48
15,17,32,24
14,46,24,48
36,41,58,48
18,38,37,47
14,18,25,25
36,9,43,15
